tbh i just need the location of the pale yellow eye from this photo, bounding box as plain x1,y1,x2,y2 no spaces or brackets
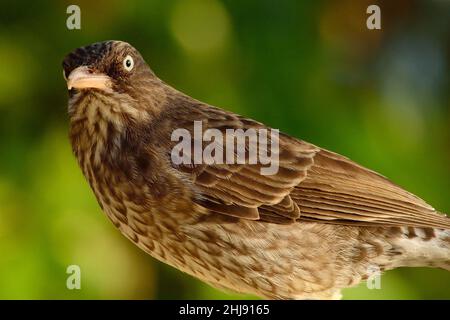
123,55,134,71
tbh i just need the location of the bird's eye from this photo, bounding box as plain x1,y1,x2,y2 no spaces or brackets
123,55,134,71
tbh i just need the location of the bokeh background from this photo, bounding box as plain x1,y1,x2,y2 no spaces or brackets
0,0,449,299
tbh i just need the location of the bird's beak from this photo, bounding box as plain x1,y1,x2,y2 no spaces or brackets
66,66,112,91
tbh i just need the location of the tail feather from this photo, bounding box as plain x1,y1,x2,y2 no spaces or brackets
390,227,450,270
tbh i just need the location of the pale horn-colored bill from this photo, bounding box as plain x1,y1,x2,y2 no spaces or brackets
66,66,112,91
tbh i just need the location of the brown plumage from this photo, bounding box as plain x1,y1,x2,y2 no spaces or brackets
63,40,450,299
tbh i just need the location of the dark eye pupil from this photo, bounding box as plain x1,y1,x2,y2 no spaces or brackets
126,59,132,67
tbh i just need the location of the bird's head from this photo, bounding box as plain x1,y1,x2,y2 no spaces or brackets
63,41,165,120
63,40,154,93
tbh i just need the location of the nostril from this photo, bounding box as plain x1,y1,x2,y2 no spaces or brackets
63,42,107,81
62,51,84,77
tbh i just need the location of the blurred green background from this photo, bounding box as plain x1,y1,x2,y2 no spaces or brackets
0,0,449,299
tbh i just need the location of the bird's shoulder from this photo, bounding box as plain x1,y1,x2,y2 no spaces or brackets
146,95,318,223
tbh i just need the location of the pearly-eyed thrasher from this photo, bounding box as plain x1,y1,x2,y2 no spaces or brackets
63,41,450,299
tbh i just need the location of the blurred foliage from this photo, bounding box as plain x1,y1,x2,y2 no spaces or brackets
0,0,449,299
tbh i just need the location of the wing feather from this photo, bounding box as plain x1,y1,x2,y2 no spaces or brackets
293,150,450,228
169,103,450,229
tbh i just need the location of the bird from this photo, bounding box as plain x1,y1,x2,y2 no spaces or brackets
62,40,450,299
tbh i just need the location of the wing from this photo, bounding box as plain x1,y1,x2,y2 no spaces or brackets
292,149,450,228
169,103,450,229
169,104,318,224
